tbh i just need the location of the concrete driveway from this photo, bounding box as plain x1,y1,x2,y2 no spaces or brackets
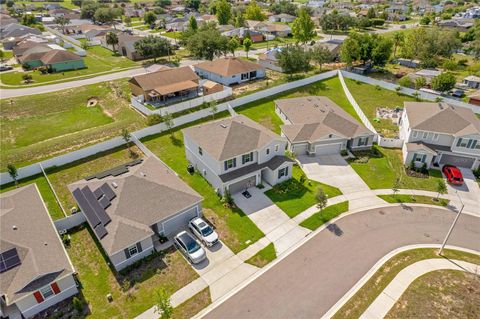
202,206,480,319
446,167,480,214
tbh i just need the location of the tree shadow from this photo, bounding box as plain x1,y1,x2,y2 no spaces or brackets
326,223,344,236
169,133,183,147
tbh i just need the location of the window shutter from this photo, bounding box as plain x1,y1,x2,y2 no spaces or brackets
136,242,143,253
242,155,245,164
285,166,289,176
33,291,44,303
124,248,131,259
233,158,236,167
456,138,462,146
51,282,61,294
250,152,253,161
224,161,227,171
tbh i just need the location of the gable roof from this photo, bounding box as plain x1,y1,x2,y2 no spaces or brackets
40,50,83,64
129,66,199,92
194,58,264,77
0,185,74,305
68,157,202,255
276,96,372,142
183,115,282,161
404,102,480,136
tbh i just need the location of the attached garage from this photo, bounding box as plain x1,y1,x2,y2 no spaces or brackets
440,154,476,168
229,175,256,194
315,143,342,156
161,206,200,236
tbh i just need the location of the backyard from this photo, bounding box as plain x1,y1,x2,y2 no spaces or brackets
349,146,444,191
265,166,342,218
0,79,145,170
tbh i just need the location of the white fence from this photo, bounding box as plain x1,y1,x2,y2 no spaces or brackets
378,137,404,148
54,212,87,232
0,70,338,185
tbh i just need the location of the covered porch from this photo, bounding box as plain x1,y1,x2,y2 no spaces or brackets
146,80,200,107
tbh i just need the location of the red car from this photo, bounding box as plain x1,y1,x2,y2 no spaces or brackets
442,165,464,186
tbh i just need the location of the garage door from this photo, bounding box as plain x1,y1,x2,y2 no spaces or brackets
315,143,342,156
229,175,256,194
440,154,475,168
162,206,199,236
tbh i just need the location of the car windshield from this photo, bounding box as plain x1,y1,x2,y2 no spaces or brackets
454,177,463,181
200,224,214,236
180,234,200,253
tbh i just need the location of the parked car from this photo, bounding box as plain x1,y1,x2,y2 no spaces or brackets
442,165,464,185
174,231,206,264
0,65,13,72
189,217,219,247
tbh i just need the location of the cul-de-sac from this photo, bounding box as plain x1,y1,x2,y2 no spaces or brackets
1,1,479,318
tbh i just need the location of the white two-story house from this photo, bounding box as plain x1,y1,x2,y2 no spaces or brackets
183,115,295,194
399,102,480,170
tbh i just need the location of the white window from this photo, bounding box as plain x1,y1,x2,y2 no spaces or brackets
40,286,54,300
422,131,428,139
358,137,368,146
412,130,418,138
426,132,432,139
278,167,288,179
413,153,427,163
242,152,253,164
275,144,279,152
225,158,236,170
241,73,248,80
456,138,468,148
433,133,439,141
128,244,138,257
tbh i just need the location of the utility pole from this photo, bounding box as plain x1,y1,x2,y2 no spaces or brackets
438,191,464,256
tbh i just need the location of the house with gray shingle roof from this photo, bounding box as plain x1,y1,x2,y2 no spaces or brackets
399,102,480,169
0,185,78,319
182,115,294,194
275,96,375,156
68,156,203,271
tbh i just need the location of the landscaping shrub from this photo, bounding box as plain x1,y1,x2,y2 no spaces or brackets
349,147,382,163
340,150,348,157
72,296,84,313
270,179,305,195
146,114,163,126
398,76,413,88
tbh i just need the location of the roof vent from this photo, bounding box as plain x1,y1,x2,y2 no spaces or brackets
12,225,17,230
111,182,118,189
44,242,48,246
140,172,146,177
220,124,227,128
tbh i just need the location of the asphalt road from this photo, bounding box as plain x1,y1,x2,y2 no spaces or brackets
203,206,480,319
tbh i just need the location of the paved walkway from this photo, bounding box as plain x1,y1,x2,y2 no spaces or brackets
360,259,479,319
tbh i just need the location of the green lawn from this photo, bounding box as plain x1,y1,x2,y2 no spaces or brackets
265,166,342,218
245,243,277,268
0,174,65,220
0,80,145,170
171,288,211,319
67,225,199,319
344,78,417,137
1,49,13,59
13,0,80,9
1,46,138,86
349,146,445,191
332,248,480,319
378,194,449,207
300,201,349,231
141,118,264,254
236,76,361,134
163,31,182,39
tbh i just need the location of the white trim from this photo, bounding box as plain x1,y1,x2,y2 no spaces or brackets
19,284,78,315
160,204,200,235
113,245,154,268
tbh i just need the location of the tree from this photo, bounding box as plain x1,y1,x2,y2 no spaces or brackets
436,180,447,200
81,0,99,21
22,73,33,84
391,31,404,58
209,101,218,119
6,0,14,8
319,13,356,32
54,16,70,34
431,72,456,93
94,8,118,25
291,8,316,45
310,45,332,70
270,0,297,16
0,50,4,63
185,0,201,10
144,11,157,26
366,7,376,19
163,112,174,135
154,288,173,319
189,15,198,31
371,36,393,67
121,128,133,156
106,32,119,52
245,0,266,21
414,76,426,90
186,29,228,60
316,187,328,211
124,16,132,27
156,0,171,8
340,32,392,68
81,40,90,51
398,76,413,88
21,14,36,26
392,178,400,196
216,0,232,25
420,16,431,25
7,164,18,187
277,45,311,74
243,38,252,58
134,36,172,62
227,37,239,56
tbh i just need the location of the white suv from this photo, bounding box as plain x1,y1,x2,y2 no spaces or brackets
189,217,219,247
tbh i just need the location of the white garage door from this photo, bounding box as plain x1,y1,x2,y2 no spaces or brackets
229,175,256,194
162,206,199,236
315,143,342,156
440,154,475,168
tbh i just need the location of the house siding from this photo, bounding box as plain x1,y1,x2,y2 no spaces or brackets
194,67,266,86
49,59,86,72
109,236,154,271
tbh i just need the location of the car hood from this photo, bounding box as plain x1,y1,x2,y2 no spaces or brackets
204,232,219,243
190,247,206,259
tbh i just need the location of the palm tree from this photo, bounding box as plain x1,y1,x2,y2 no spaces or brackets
392,32,404,58
106,32,119,53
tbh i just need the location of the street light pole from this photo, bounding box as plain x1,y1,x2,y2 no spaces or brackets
438,191,464,256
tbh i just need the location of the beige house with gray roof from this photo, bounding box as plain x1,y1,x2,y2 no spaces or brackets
275,96,375,156
399,102,480,169
183,115,294,194
1,185,77,319
68,157,203,271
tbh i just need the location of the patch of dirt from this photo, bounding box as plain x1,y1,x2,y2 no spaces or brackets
87,97,99,107
203,208,241,250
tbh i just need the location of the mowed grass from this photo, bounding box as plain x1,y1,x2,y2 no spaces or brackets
332,248,480,319
378,194,449,207
0,174,65,220
1,46,138,85
349,146,444,191
344,78,417,137
300,201,349,231
236,76,361,134
171,288,211,319
0,80,146,170
141,118,264,254
245,243,277,268
265,166,342,218
67,225,198,319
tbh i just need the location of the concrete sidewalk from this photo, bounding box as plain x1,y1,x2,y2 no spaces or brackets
360,259,480,319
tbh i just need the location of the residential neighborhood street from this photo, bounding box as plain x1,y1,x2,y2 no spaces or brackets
202,206,480,319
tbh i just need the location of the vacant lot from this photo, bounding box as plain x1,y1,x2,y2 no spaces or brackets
0,80,145,170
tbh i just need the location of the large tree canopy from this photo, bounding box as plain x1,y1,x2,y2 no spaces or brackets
340,32,392,67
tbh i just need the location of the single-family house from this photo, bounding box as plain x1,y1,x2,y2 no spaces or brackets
316,39,343,60
0,14,17,27
0,185,78,319
222,27,264,43
399,102,480,170
397,58,421,69
0,23,41,40
257,22,292,38
468,90,480,106
101,33,144,60
275,96,375,156
183,115,295,194
269,13,296,23
257,47,283,72
19,49,86,72
385,4,409,14
129,66,200,103
407,69,442,85
194,58,266,86
69,157,203,271
438,18,474,32
462,75,480,89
